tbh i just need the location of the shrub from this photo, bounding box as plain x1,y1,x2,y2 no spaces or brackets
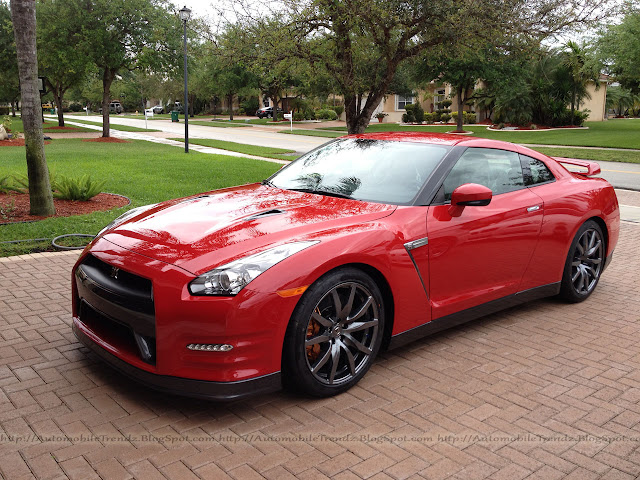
52,175,105,201
240,97,259,115
423,112,434,123
0,175,26,194
402,111,415,123
293,112,304,121
440,113,451,123
315,108,338,120
555,109,589,127
69,103,83,112
0,107,9,116
441,99,452,109
413,103,425,123
464,112,476,124
333,105,344,118
2,115,13,133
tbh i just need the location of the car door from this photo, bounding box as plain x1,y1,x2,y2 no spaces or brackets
426,147,544,320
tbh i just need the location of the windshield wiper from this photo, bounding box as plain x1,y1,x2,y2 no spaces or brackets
261,179,276,187
286,187,353,199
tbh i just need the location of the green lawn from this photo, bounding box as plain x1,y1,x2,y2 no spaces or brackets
531,147,640,164
281,129,344,138
0,139,280,256
170,138,299,161
5,117,94,133
303,119,640,149
66,118,161,132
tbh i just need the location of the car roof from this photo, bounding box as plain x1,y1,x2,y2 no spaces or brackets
346,132,519,151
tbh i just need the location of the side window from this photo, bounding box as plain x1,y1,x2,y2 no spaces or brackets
520,155,555,185
443,148,525,201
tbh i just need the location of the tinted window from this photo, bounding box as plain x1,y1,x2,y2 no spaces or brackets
270,138,449,204
443,148,525,201
521,155,555,185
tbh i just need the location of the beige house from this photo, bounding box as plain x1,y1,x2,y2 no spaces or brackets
372,78,608,124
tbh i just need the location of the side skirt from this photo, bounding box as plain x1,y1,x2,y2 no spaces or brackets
388,282,561,350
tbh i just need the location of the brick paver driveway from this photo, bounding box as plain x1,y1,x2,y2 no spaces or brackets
1,221,639,479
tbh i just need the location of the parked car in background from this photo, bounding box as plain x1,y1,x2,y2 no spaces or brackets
151,105,164,114
256,106,284,119
71,133,619,400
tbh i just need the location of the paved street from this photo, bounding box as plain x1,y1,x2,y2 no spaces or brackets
1,191,640,479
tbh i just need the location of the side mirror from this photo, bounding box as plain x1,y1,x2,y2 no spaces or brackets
450,183,493,207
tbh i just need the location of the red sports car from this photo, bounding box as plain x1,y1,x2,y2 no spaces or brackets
72,133,619,399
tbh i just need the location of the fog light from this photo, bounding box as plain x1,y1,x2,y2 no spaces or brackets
187,343,233,352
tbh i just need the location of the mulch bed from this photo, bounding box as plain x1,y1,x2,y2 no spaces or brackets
0,139,51,147
82,137,129,143
0,192,129,223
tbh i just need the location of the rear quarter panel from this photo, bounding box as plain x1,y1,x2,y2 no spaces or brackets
517,154,619,291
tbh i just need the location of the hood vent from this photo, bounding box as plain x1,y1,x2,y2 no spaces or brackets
245,209,285,221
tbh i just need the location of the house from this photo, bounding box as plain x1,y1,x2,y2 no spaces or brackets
372,77,609,123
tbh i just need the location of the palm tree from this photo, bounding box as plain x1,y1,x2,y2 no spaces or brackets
563,41,600,125
10,0,55,215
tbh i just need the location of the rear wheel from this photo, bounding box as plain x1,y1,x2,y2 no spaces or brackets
559,220,605,302
283,268,385,397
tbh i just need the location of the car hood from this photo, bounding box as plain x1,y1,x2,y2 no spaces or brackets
102,183,396,275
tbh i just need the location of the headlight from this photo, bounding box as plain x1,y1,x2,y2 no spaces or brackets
96,204,158,237
189,241,318,296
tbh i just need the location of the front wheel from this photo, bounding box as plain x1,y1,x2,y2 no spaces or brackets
559,220,605,303
283,268,385,397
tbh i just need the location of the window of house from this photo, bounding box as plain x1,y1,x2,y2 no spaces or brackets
434,89,446,109
396,95,414,110
262,97,270,107
443,148,525,201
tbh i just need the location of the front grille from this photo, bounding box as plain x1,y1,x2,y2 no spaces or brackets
80,254,154,314
75,255,156,364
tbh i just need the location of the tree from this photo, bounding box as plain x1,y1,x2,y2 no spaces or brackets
606,85,639,116
69,0,182,136
599,5,640,93
414,45,495,132
9,0,55,216
0,1,20,115
36,0,90,126
563,40,600,125
230,0,614,134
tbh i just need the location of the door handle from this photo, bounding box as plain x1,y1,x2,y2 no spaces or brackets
527,205,541,212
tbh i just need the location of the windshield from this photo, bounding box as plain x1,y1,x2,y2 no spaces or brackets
269,138,449,204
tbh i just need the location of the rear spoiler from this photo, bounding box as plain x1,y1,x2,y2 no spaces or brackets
553,157,601,176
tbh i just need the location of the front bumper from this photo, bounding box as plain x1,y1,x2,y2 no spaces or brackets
71,237,301,399
73,318,281,400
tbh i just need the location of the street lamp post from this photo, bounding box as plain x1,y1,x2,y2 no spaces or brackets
179,6,191,153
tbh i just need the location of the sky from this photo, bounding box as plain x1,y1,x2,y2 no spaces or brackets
170,0,217,23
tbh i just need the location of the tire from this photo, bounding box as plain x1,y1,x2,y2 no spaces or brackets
559,220,605,303
282,268,385,397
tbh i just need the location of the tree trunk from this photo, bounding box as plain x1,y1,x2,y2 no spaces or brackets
570,91,576,126
344,91,384,134
11,99,16,116
271,96,278,123
101,68,115,137
228,93,234,121
10,0,55,216
456,85,464,132
52,87,65,127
